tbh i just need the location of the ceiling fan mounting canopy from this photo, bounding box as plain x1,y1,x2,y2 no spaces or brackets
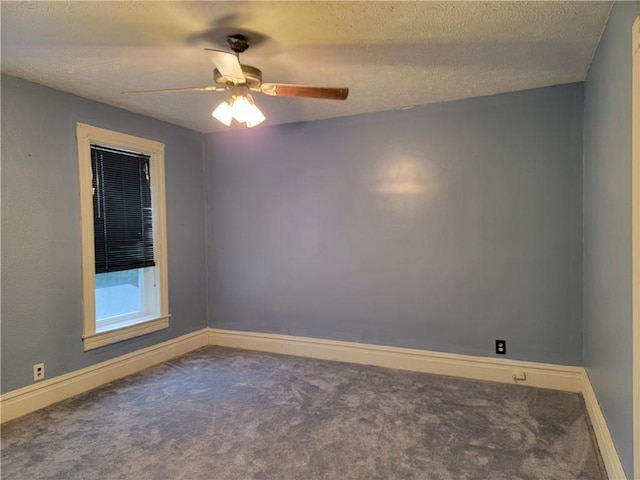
227,34,250,54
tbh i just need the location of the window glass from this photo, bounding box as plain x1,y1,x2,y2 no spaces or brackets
95,269,143,321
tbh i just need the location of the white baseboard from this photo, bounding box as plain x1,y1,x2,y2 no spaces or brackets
1,325,626,480
581,371,628,480
0,329,209,423
207,328,584,392
209,328,628,478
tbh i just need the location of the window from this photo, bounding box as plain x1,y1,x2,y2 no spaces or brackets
77,123,169,350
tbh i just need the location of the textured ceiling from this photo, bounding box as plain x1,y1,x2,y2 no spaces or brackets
1,1,612,133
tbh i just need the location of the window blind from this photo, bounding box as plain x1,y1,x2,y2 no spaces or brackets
91,145,155,274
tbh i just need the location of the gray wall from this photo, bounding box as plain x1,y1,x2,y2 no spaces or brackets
583,2,639,477
205,83,584,365
1,75,207,394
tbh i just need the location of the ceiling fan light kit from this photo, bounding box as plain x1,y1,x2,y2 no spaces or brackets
212,86,265,128
125,34,349,129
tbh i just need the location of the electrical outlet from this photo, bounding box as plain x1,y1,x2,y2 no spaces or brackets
33,363,45,382
495,340,506,355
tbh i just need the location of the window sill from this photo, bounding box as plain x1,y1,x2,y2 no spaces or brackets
83,315,170,351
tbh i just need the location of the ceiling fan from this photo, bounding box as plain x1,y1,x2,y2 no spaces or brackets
125,34,349,128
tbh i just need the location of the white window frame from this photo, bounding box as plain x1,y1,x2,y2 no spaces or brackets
77,123,170,351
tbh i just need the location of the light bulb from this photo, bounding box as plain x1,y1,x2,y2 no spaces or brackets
230,95,253,124
212,101,233,126
245,104,266,128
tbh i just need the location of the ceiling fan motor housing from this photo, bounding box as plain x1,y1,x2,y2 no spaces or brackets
214,65,262,88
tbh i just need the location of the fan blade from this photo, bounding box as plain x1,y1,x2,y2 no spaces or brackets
204,48,245,83
260,84,349,100
123,86,226,94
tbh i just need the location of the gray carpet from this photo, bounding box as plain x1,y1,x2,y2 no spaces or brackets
1,346,606,480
